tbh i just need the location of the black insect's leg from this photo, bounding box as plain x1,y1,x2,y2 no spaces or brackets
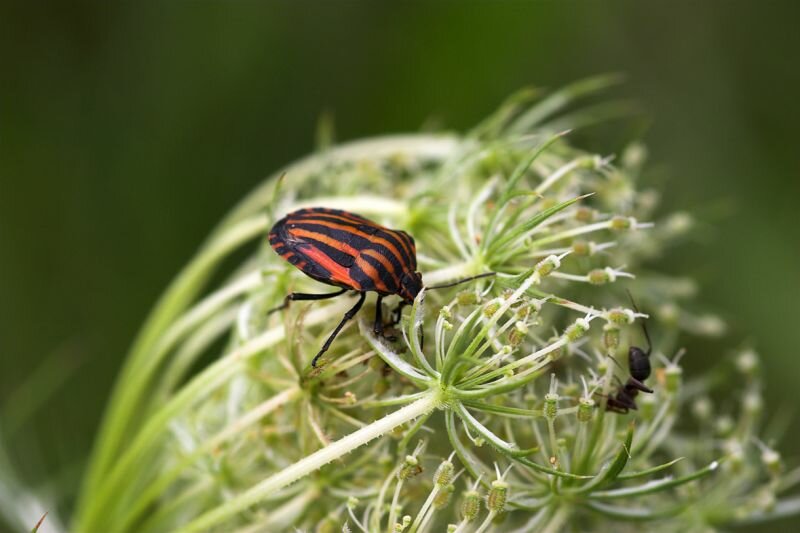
311,292,367,367
390,301,409,326
625,377,654,394
373,295,384,336
266,288,348,316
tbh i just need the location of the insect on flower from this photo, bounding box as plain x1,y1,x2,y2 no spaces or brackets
606,292,654,414
268,207,494,366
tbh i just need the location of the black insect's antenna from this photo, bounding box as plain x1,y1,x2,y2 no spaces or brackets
626,289,652,356
426,272,496,291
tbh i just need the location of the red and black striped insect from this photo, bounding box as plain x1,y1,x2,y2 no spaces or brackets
268,207,493,366
606,293,654,414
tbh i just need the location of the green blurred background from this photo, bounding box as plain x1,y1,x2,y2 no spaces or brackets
1,1,798,531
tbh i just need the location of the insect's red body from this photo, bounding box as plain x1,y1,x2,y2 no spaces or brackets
268,207,491,367
269,207,423,302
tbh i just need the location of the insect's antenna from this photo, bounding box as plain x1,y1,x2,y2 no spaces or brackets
426,272,496,291
626,289,652,356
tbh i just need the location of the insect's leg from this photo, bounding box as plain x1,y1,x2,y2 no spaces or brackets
373,295,384,336
311,292,367,367
605,400,629,414
266,288,348,316
624,377,653,394
390,301,409,326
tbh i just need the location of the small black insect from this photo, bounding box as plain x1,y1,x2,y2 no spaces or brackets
606,293,654,414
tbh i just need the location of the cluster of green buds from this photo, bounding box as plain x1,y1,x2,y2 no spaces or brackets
66,79,799,533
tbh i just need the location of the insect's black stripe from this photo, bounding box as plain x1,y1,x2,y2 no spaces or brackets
348,254,389,293
289,220,411,272
288,223,407,279
295,235,356,269
359,251,398,292
290,213,414,267
395,231,417,269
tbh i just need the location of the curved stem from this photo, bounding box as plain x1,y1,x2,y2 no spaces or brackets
174,392,440,533
75,215,268,526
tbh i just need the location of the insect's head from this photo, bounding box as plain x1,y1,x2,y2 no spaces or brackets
399,270,423,303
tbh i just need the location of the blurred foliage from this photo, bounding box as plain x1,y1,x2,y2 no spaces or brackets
0,1,799,532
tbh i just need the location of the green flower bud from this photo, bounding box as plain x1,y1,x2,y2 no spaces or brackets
639,391,656,420
565,318,590,342
761,447,782,477
434,484,455,509
578,397,595,422
715,415,734,437
484,301,501,318
486,479,508,512
607,308,634,325
461,490,481,522
516,303,532,319
571,240,591,256
610,215,634,231
535,255,561,277
508,321,528,347
544,392,559,420
665,364,682,394
393,515,411,532
588,268,612,285
743,391,762,416
434,459,455,486
398,455,422,480
736,350,759,376
439,306,452,320
723,439,745,473
457,290,479,305
574,206,595,222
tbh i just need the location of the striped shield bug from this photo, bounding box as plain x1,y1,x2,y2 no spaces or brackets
267,207,494,366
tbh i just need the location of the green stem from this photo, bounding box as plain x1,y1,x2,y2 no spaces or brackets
174,393,439,533
116,387,301,532
75,215,268,528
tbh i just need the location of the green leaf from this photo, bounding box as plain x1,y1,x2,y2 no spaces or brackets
590,460,720,499
406,290,439,378
358,319,431,387
583,501,684,522
462,399,544,419
499,131,570,204
444,410,491,484
469,87,541,139
488,193,593,257
617,457,684,480
507,74,624,135
566,423,635,494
